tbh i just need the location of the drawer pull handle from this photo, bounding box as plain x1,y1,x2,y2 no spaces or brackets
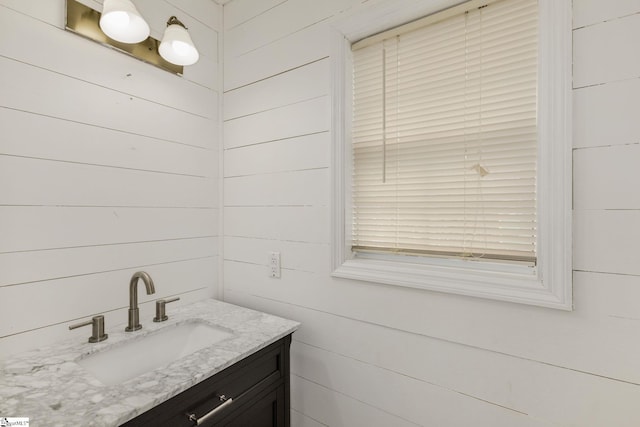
187,395,234,425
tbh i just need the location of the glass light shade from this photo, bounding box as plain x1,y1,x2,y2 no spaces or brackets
100,0,150,44
159,21,199,66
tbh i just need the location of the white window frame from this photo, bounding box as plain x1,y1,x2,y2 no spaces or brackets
330,0,572,310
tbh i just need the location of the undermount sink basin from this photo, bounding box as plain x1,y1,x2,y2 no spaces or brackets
77,321,233,386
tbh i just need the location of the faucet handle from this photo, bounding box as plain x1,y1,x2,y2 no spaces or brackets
153,297,180,322
69,315,108,343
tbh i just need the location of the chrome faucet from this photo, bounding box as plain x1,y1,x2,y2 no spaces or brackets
125,271,156,332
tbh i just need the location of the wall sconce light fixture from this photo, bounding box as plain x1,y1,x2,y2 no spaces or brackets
99,0,150,44
65,0,199,75
159,17,200,66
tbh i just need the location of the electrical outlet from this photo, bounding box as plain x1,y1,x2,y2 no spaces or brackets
269,252,281,278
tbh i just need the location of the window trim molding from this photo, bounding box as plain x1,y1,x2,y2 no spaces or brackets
330,0,573,310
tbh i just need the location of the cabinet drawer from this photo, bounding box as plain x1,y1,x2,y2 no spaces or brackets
121,336,290,427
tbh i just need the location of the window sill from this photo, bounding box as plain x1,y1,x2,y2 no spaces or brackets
332,256,571,310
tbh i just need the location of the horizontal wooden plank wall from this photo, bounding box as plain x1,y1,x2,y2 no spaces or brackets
222,0,640,426
0,0,221,358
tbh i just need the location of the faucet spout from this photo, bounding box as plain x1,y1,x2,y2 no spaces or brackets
125,271,156,332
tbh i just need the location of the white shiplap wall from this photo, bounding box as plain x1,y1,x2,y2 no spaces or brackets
0,0,221,358
222,0,640,426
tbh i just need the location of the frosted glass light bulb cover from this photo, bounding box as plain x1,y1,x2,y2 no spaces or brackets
172,40,191,56
100,0,150,44
159,24,199,66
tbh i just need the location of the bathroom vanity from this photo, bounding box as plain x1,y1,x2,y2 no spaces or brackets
121,335,291,426
0,299,299,426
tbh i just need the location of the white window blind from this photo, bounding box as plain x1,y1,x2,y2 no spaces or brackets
351,0,538,264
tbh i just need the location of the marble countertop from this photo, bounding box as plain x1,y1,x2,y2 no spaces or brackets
0,299,299,426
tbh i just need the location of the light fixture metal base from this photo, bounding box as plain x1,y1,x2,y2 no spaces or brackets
65,0,184,75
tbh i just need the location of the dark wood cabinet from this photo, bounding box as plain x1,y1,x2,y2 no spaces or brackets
121,335,291,427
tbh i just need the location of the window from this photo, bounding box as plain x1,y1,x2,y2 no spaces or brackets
352,0,538,264
331,0,572,309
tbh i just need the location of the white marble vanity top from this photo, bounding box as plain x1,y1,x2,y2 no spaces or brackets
0,299,299,426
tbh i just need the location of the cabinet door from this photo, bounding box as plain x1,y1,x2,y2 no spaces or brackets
218,384,285,427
